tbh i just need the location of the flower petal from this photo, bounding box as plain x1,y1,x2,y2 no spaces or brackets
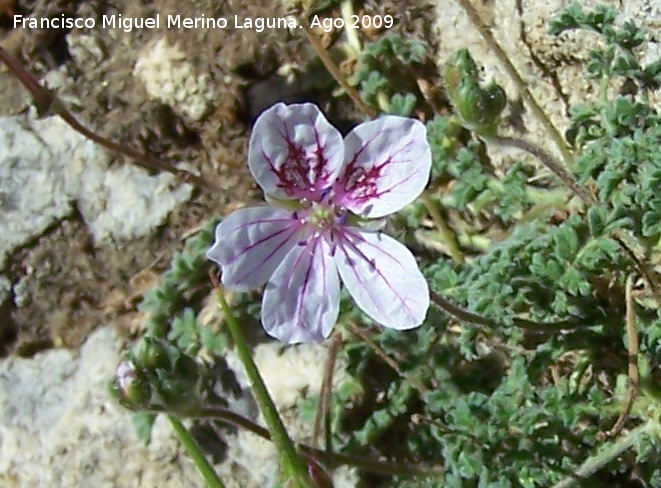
262,236,340,344
333,116,431,218
207,206,305,291
249,102,345,201
334,228,429,329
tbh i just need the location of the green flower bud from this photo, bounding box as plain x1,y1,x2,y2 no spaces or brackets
155,374,196,411
153,354,201,411
135,336,172,371
111,360,152,408
444,49,507,136
173,353,201,387
480,82,507,127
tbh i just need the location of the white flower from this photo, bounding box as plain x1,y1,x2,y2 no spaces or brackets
207,102,431,343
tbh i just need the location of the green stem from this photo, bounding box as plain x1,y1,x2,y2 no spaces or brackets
147,405,441,478
551,420,658,488
167,415,226,488
421,191,464,263
488,135,594,204
215,289,314,488
599,74,610,106
302,23,375,119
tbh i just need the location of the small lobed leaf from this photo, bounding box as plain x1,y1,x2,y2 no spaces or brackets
132,412,157,446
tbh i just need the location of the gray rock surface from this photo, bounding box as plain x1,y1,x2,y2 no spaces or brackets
0,327,203,487
0,115,192,270
0,325,357,487
133,37,217,122
432,0,637,169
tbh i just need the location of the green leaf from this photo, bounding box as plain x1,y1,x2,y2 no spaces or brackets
168,308,200,352
297,396,318,424
554,225,580,261
132,412,157,446
389,93,417,116
588,206,607,236
642,210,661,237
338,376,363,399
200,326,227,355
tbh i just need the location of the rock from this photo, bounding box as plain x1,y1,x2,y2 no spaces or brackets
133,38,217,122
0,327,203,487
0,115,192,269
432,0,624,169
0,325,358,487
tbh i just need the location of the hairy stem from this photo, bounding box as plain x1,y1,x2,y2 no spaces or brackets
421,191,465,263
551,420,658,488
430,290,589,332
347,320,429,395
167,415,226,488
603,274,640,438
302,24,376,118
215,288,314,488
488,135,594,204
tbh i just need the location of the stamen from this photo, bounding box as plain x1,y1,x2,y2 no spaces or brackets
319,186,332,202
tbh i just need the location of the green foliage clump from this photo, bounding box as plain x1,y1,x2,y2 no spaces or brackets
352,34,428,116
425,115,542,224
116,219,229,444
549,2,661,91
325,4,661,487
138,220,217,338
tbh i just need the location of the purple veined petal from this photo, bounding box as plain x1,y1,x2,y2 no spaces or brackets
333,116,431,218
261,235,340,344
333,227,429,329
249,102,345,202
206,206,306,292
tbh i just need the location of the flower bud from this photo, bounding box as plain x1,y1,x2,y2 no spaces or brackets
445,49,507,136
135,336,172,371
173,353,200,387
111,360,152,408
154,354,201,410
155,375,196,410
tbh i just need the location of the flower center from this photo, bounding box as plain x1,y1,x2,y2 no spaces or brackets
308,202,334,229
292,194,349,235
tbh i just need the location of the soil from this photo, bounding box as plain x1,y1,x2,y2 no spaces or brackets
0,0,437,356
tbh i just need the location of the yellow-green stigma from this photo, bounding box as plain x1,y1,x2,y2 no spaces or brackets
308,202,334,229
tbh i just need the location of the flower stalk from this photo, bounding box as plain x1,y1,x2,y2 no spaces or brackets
551,420,659,488
420,191,464,263
215,288,314,488
167,415,226,488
